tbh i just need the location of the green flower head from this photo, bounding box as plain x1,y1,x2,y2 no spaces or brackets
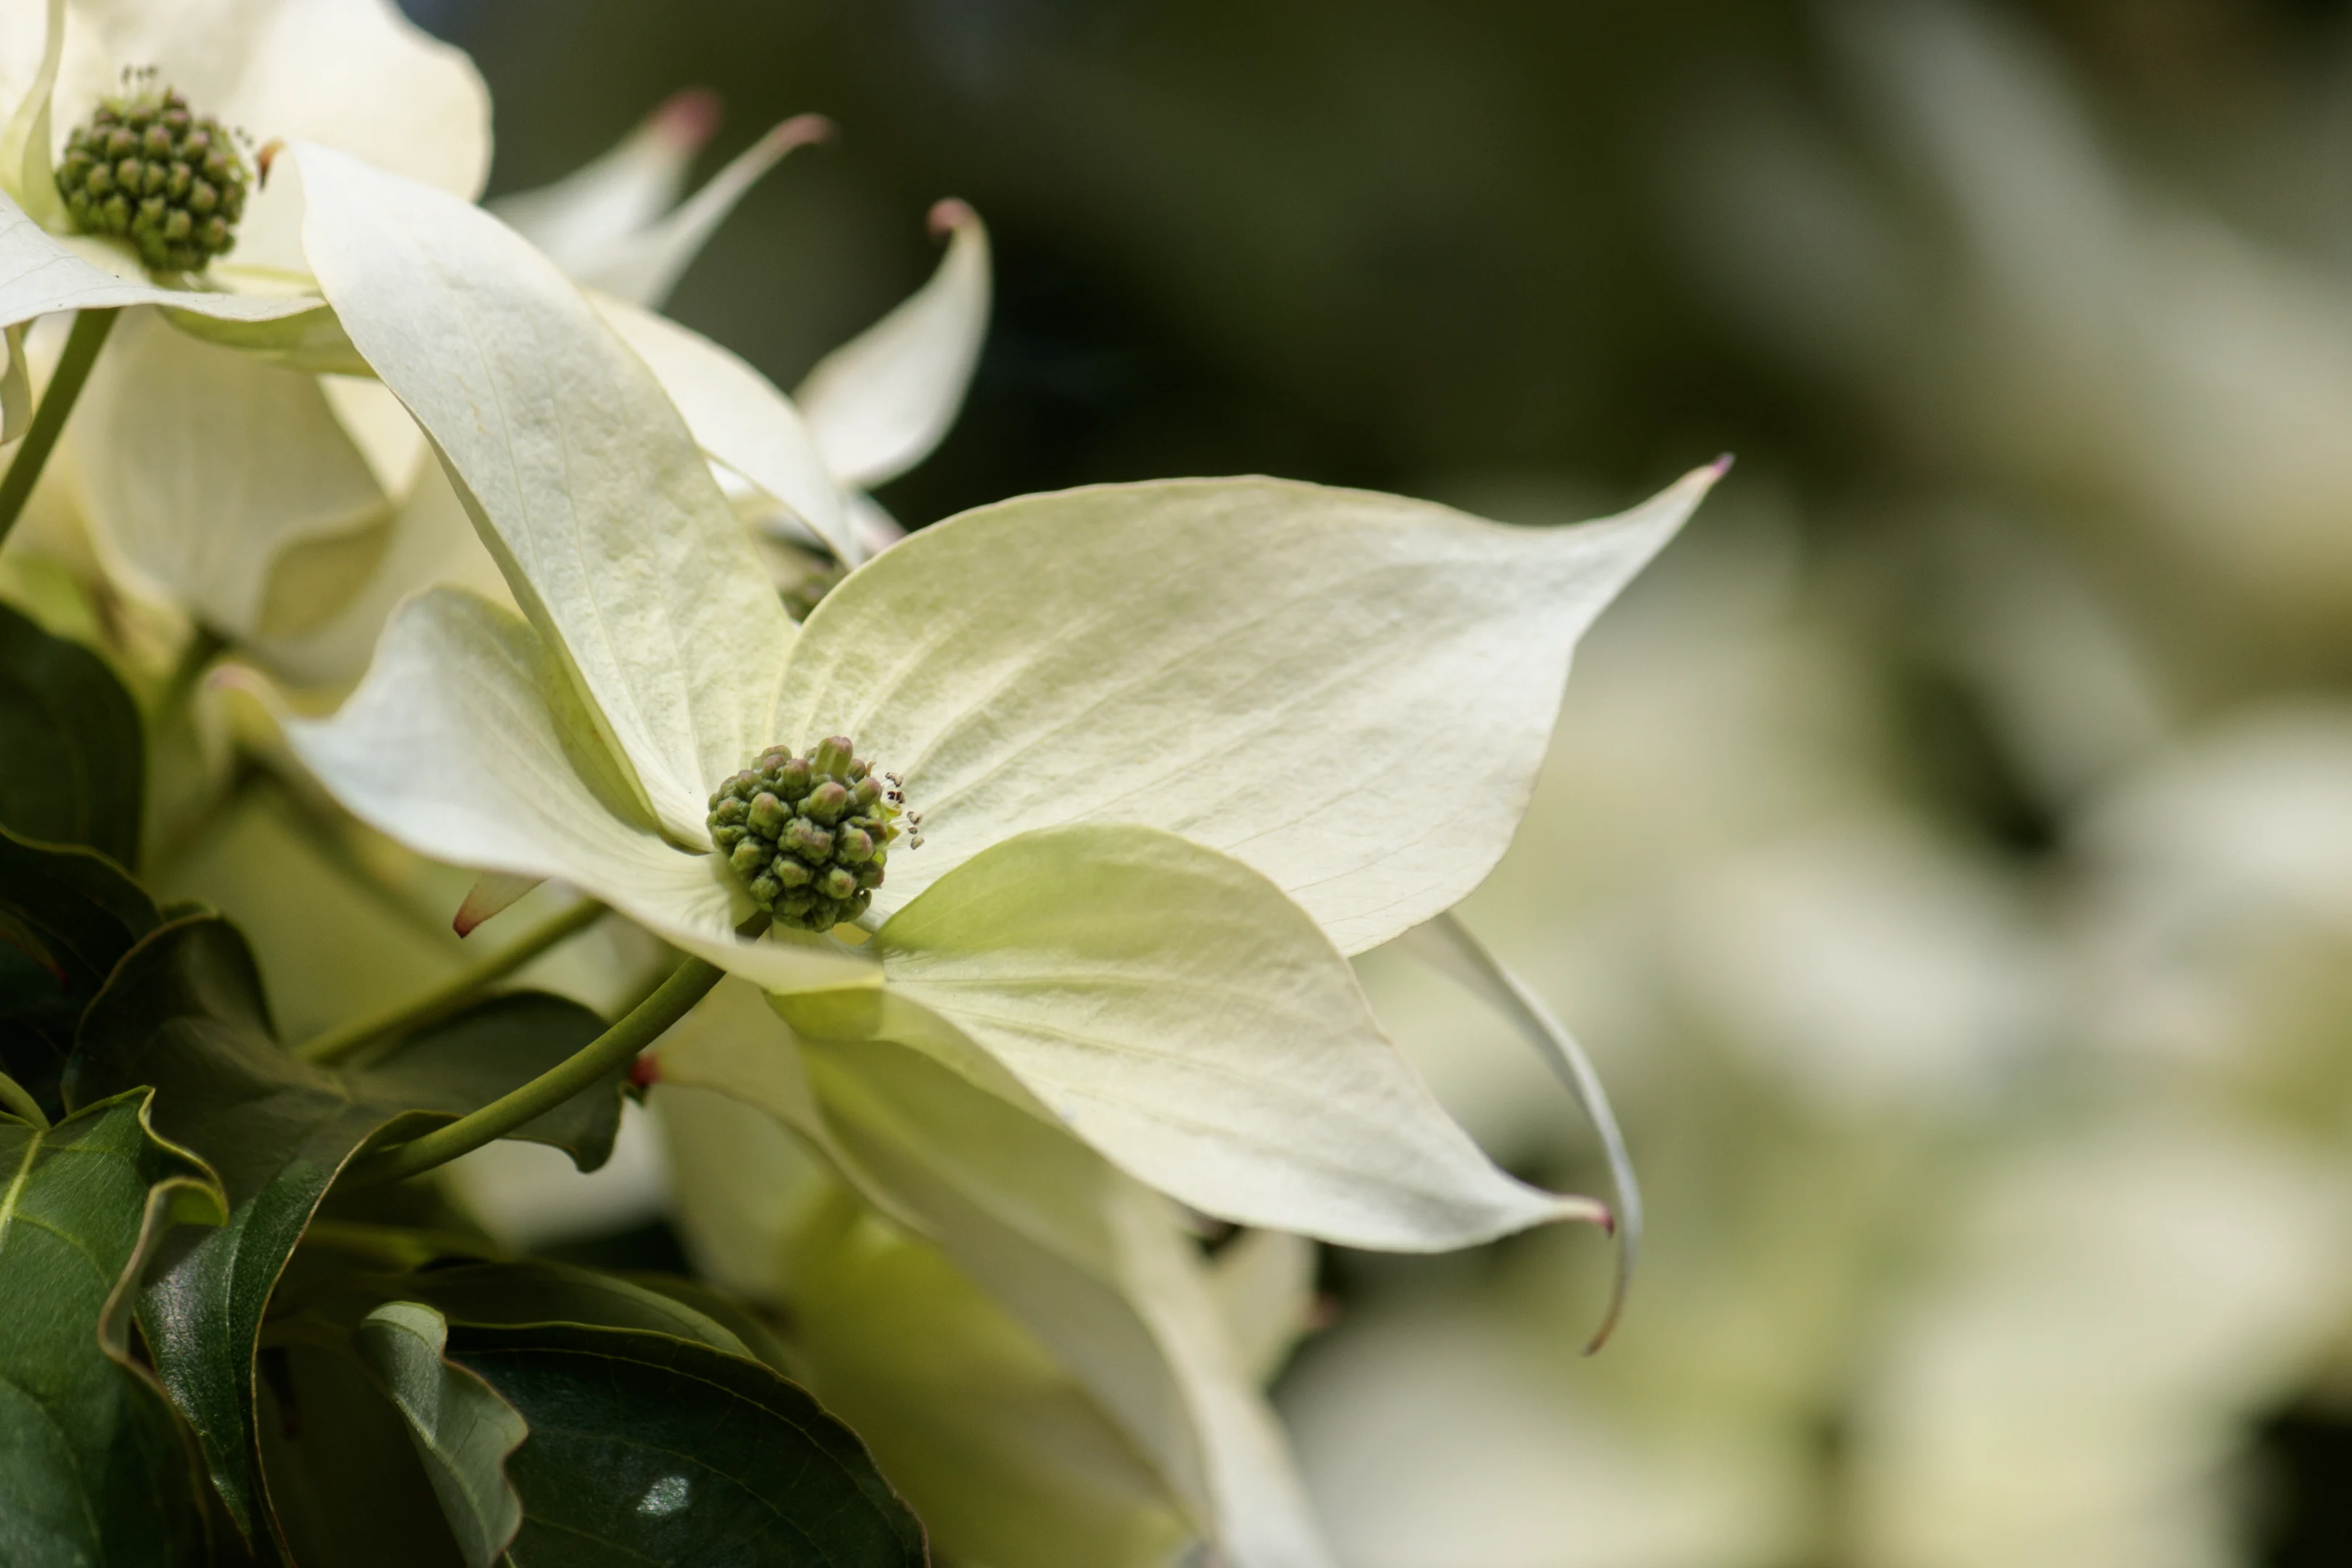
709,736,915,930
57,82,250,273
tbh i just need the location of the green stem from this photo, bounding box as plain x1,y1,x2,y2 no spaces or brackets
0,307,118,550
341,951,727,1189
298,898,608,1066
0,1069,51,1130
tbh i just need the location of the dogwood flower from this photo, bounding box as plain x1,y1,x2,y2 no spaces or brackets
270,143,1721,1250
2,2,976,693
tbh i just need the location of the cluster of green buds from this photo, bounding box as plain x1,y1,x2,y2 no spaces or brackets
707,736,920,932
57,83,250,273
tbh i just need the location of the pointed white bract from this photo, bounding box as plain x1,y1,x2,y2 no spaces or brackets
294,143,793,841
865,825,1598,1249
798,200,992,491
778,466,1718,952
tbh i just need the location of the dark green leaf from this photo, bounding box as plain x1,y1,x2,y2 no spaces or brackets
407,1259,759,1355
353,1302,527,1568
255,1337,470,1568
0,1090,226,1568
0,827,159,1121
447,1322,929,1567
0,601,144,865
64,915,624,1552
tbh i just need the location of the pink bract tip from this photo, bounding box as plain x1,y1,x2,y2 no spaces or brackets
767,113,833,155
1708,452,1736,478
653,89,724,152
928,197,976,240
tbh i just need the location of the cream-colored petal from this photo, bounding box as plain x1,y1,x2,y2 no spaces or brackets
65,306,386,640
779,467,1720,952
866,823,1602,1250
278,587,874,996
590,291,857,564
293,144,793,839
565,115,828,310
0,192,319,326
796,200,989,489
489,90,720,278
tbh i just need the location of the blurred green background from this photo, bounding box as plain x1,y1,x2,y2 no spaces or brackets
405,2,2352,1564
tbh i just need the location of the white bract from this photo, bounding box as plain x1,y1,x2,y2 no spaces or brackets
274,145,1722,1252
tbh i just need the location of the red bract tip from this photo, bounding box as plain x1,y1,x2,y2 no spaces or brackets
654,89,724,152
628,1055,661,1090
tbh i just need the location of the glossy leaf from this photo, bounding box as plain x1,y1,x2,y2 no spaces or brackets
0,602,142,862
0,1090,226,1568
256,1333,473,1568
777,467,1718,952
401,1258,759,1358
65,915,626,1545
354,1302,526,1568
446,1321,928,1567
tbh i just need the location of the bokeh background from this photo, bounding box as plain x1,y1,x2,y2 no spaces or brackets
401,1,2352,1563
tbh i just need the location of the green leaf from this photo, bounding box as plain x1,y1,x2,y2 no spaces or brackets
0,828,158,1121
293,142,793,845
446,1321,927,1567
354,1302,526,1568
777,465,1719,953
255,1333,472,1568
398,1258,758,1357
843,822,1597,1249
63,915,626,1548
0,1089,227,1568
0,600,143,863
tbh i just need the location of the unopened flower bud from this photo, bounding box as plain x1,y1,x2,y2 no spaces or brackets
812,736,857,780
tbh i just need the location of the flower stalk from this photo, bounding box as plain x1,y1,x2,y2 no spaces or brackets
0,306,118,548
340,941,739,1188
